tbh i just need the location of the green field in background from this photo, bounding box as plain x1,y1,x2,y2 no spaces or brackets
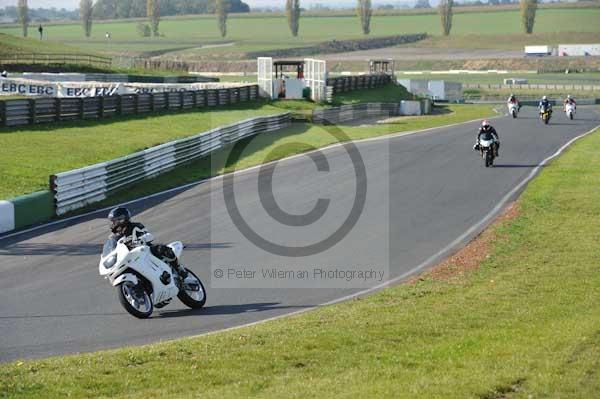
0,8,598,57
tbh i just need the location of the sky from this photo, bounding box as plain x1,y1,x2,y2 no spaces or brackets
0,0,412,11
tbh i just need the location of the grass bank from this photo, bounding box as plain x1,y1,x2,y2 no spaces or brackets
1,125,599,397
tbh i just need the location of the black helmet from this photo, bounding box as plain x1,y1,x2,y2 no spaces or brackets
108,207,131,231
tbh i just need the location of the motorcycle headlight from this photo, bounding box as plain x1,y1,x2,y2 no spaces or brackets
103,255,117,269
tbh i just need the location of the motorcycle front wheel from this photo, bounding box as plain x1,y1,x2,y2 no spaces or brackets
118,281,153,319
178,268,207,309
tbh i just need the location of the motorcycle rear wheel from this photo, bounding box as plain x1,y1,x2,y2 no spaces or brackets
178,268,207,309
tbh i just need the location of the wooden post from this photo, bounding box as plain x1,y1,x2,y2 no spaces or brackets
192,91,198,108
180,91,185,109
202,90,208,106
134,94,139,114
29,99,37,124
149,93,155,112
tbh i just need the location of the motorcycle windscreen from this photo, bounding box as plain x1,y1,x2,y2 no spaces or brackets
102,237,118,257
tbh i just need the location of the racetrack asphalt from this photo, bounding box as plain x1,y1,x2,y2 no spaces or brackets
1,106,598,362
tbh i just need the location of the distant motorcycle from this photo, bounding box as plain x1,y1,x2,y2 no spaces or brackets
508,102,519,118
479,139,496,168
540,109,552,125
99,230,206,318
565,103,576,120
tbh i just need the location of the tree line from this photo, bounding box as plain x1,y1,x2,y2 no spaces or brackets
91,0,249,20
12,0,540,40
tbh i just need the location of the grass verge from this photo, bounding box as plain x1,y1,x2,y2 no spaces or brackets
1,126,599,398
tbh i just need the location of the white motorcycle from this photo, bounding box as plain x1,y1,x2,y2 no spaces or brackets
565,103,576,120
99,230,206,318
507,102,519,119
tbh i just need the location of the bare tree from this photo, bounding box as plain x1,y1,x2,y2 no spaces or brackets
520,0,537,34
438,0,453,36
17,0,28,37
147,0,160,37
80,0,93,38
286,0,301,37
356,0,372,35
216,0,228,38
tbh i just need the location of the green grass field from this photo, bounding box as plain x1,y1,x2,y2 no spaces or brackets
0,33,91,55
1,8,598,57
2,124,599,398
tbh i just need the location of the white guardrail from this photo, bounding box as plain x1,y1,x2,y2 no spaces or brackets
312,101,429,124
50,113,291,215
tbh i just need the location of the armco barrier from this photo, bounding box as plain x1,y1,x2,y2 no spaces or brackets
0,85,259,127
50,113,291,215
0,191,54,234
312,101,428,124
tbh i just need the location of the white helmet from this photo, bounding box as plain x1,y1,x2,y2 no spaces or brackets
542,95,547,100
567,95,572,99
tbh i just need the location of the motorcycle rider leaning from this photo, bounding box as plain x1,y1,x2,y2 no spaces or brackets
563,94,577,110
108,207,188,278
473,120,500,157
539,95,553,116
507,93,522,111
